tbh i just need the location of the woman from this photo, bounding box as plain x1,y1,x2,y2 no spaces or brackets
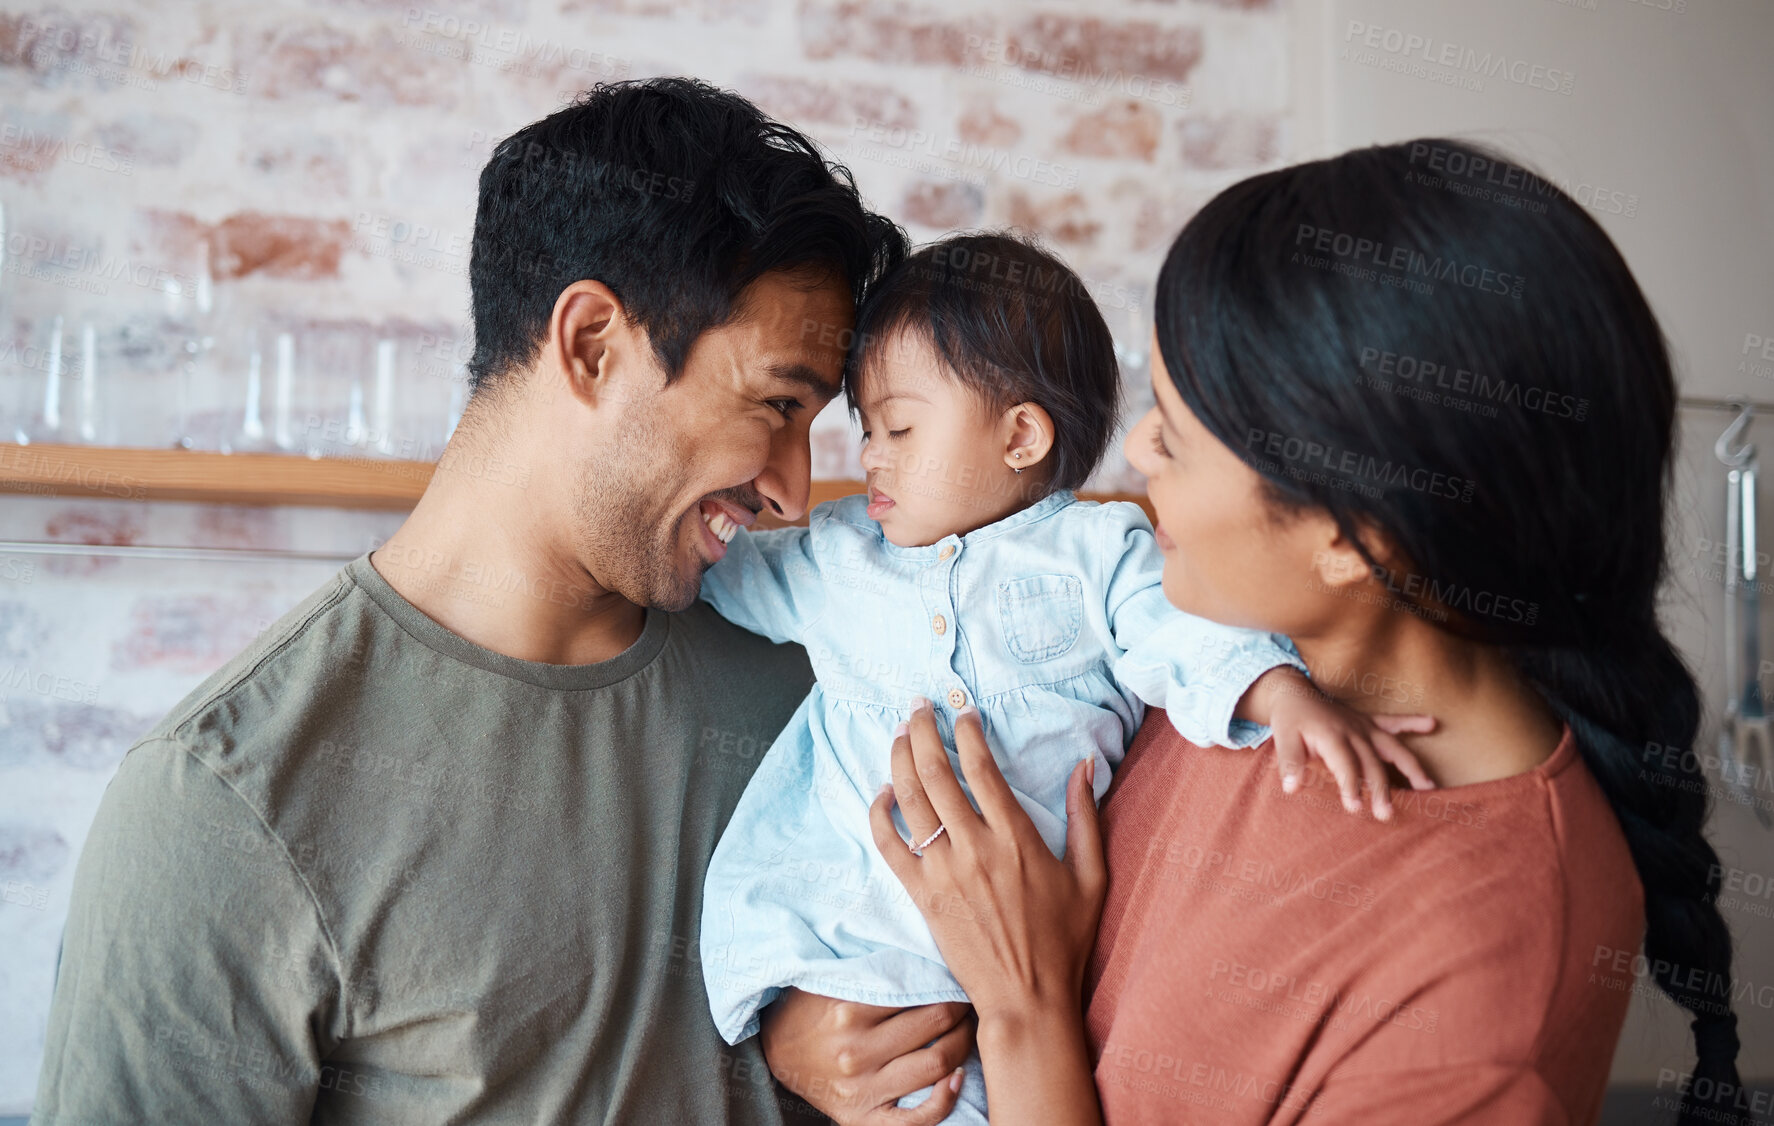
758,138,1744,1125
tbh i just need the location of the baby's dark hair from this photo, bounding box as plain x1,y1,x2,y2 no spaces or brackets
844,231,1121,494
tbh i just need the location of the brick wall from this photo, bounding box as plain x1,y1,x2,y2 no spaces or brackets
0,0,1295,1108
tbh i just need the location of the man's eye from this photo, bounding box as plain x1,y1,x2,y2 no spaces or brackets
768,398,800,418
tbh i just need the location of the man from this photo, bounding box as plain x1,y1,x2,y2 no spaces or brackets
31,78,915,1124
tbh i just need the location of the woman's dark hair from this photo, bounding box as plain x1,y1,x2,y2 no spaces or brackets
468,76,907,393
1155,138,1741,1124
845,231,1120,495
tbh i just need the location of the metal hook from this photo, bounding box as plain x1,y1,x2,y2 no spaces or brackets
1716,398,1755,468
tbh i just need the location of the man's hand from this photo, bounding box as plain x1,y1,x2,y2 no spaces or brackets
759,989,976,1126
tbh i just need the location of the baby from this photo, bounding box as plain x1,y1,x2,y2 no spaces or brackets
697,233,1425,1123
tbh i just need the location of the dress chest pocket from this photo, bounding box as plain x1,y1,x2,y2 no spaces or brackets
995,573,1084,664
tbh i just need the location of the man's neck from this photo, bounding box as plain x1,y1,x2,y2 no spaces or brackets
369,422,647,667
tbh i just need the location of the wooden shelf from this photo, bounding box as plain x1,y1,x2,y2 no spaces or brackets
0,442,431,509
0,442,1155,524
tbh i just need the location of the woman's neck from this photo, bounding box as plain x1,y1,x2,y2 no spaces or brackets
1293,617,1565,788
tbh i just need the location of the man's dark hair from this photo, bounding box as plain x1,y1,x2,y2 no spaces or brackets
846,231,1120,494
467,77,907,393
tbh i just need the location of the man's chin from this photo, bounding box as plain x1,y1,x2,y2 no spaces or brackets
650,541,708,613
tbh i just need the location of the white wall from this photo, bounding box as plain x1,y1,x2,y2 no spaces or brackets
1288,0,1774,1089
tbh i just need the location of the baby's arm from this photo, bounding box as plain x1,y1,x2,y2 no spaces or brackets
698,522,826,646
1101,503,1306,749
1237,667,1436,818
1102,505,1434,817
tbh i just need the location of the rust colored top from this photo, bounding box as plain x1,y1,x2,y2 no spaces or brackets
1084,713,1643,1125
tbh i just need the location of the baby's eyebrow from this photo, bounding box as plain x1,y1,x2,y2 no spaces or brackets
866,392,926,411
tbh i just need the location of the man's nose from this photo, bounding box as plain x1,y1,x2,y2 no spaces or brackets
754,427,813,522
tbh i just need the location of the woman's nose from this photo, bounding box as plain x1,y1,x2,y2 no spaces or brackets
1123,411,1153,467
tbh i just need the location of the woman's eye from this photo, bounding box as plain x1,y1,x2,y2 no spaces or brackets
1151,426,1171,458
889,428,909,439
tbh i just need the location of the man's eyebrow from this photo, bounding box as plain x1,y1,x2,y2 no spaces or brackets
766,362,841,399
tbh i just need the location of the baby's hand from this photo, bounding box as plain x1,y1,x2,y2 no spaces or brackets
1267,685,1436,820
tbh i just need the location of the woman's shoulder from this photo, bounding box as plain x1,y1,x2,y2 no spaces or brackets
1089,720,1643,1097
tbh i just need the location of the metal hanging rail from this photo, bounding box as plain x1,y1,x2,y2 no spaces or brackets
1682,396,1774,414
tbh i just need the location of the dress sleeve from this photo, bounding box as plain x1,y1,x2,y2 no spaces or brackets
1098,502,1305,748
696,523,827,646
32,738,338,1124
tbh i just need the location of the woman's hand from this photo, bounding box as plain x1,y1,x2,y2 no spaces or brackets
866,697,1106,1125
758,988,975,1126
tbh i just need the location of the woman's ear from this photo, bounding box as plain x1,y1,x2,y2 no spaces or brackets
1000,401,1055,473
1308,516,1399,592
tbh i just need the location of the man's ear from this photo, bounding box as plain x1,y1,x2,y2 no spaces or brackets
548,280,652,410
1000,401,1055,473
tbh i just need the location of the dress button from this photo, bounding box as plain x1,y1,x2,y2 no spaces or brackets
933,614,947,635
939,545,954,560
947,688,967,708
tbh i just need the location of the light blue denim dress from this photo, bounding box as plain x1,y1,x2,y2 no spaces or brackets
697,487,1303,1039
699,489,1304,1120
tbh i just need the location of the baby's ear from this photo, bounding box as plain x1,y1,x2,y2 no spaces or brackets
1000,400,1056,471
